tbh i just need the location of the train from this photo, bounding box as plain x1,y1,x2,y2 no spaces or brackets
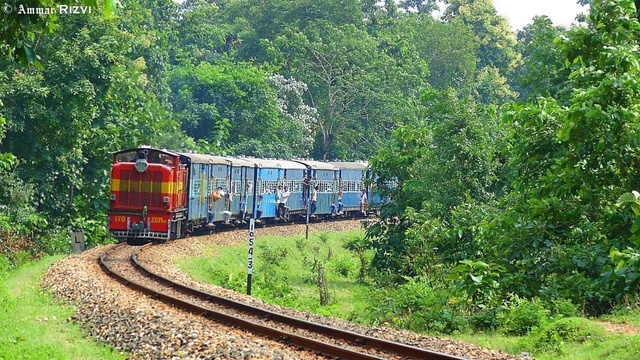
108,146,377,245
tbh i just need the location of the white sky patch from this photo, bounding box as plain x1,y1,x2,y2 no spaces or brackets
493,0,589,30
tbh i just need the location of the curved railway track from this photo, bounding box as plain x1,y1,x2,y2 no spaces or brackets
99,242,465,360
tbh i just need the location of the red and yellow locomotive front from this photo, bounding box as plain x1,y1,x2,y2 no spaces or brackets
108,147,187,244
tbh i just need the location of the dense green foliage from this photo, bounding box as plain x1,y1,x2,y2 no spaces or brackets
366,0,640,319
3,0,640,337
183,228,640,359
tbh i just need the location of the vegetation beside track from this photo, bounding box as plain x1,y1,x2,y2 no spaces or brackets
178,230,640,360
0,256,126,360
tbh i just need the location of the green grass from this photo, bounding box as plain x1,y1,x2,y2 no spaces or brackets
0,256,126,360
176,230,373,318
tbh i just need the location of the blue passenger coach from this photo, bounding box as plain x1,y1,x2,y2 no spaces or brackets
328,161,369,214
251,158,308,221
220,156,256,223
295,160,339,216
178,153,231,227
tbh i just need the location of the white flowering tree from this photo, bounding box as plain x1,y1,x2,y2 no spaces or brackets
268,74,318,157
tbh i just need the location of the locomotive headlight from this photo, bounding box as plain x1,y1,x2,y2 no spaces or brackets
110,193,116,201
135,158,149,173
163,196,170,203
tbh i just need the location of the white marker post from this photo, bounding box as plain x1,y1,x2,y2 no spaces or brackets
246,218,255,295
70,232,85,254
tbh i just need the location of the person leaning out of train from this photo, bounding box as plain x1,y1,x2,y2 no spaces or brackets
212,187,223,202
207,187,225,227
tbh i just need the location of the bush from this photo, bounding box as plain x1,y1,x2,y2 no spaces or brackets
549,298,578,318
360,277,468,334
499,296,549,336
523,317,606,353
0,255,11,278
469,306,502,331
331,255,357,278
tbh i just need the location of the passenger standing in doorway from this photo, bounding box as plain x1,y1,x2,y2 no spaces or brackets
275,185,283,218
237,194,247,224
310,185,319,216
279,186,291,219
331,191,344,216
359,189,368,216
256,195,264,223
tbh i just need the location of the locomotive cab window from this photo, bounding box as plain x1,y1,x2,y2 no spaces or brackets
116,149,174,165
115,151,137,163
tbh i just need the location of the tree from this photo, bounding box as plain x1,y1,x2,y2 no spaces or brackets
169,60,311,158
398,0,440,14
485,0,640,313
366,88,501,280
413,18,479,91
442,0,519,73
173,0,231,65
0,7,174,242
513,16,572,102
1,0,120,68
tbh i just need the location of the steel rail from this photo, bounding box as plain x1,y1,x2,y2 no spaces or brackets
99,244,384,360
131,244,465,360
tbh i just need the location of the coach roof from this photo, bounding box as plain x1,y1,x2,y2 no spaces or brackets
327,161,368,171
219,156,257,168
178,152,231,165
294,159,339,171
252,158,308,170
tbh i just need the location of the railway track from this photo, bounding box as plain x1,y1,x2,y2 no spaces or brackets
99,242,465,360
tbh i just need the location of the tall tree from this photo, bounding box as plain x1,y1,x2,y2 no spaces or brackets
442,0,519,72
366,88,501,280
513,16,571,102
0,8,174,239
486,0,640,312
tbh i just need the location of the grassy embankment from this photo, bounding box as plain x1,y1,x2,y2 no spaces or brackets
177,229,640,360
0,256,126,360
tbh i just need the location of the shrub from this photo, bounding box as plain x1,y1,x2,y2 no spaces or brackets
360,277,468,334
469,306,502,331
317,233,329,243
549,298,578,318
499,296,549,336
344,235,370,283
523,317,606,353
448,259,505,308
0,255,11,277
331,255,357,278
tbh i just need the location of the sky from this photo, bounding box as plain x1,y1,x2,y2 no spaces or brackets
492,0,589,31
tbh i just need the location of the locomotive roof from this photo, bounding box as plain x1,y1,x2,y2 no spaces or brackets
294,160,339,171
113,147,180,157
177,152,231,165
252,158,308,170
327,161,369,170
